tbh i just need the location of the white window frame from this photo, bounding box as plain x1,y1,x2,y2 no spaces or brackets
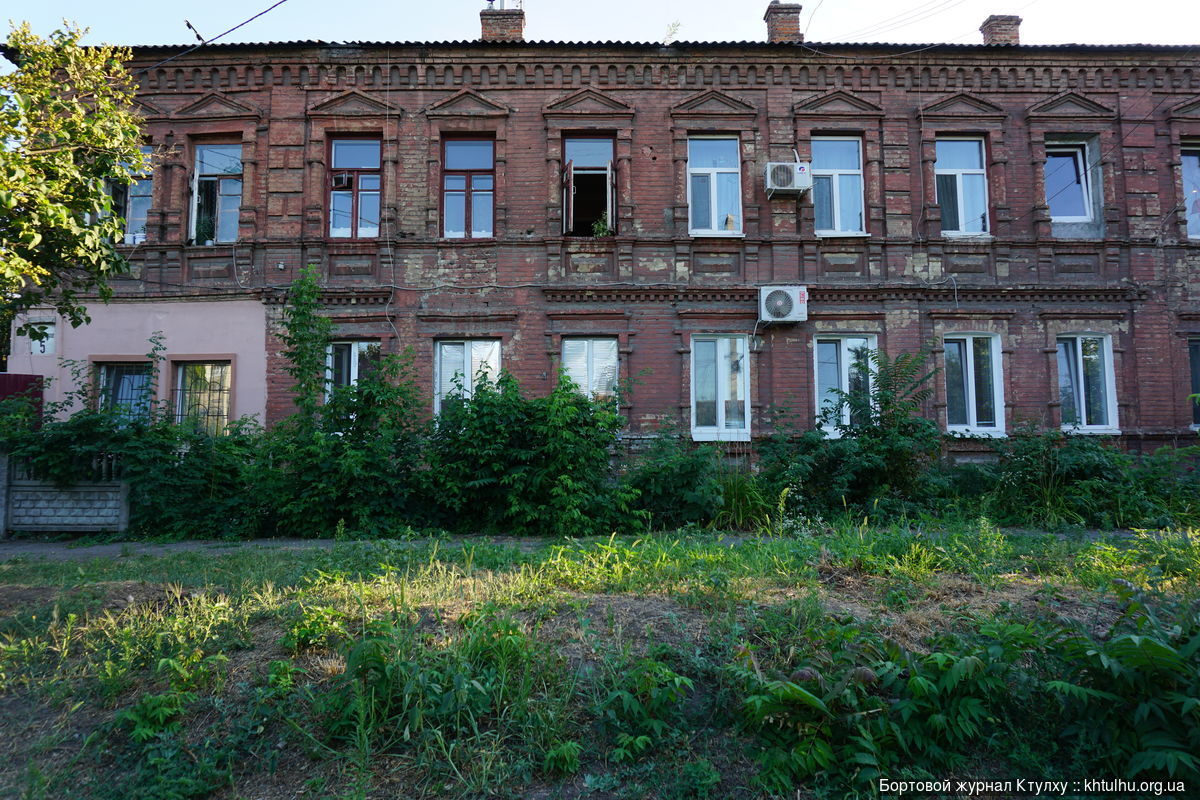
942,333,1005,436
560,337,619,398
325,341,377,399
686,136,743,238
1182,145,1200,240
1044,142,1094,224
434,339,501,415
189,143,243,245
1056,333,1119,435
562,136,617,237
934,137,990,237
813,334,877,433
812,136,866,236
689,334,750,442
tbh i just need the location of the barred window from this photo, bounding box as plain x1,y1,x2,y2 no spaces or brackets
98,363,153,422
175,362,231,434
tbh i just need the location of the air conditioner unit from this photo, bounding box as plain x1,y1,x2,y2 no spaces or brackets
764,161,812,193
759,285,808,323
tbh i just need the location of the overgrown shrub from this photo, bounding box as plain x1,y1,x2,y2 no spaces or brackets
759,348,942,519
421,370,640,536
624,432,724,529
728,588,1200,792
984,425,1200,529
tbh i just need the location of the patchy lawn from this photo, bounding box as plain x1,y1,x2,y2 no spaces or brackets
0,523,1197,799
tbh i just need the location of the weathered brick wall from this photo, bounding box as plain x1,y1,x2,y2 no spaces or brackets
110,37,1200,440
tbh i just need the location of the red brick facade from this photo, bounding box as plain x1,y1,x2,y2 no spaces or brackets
110,7,1200,447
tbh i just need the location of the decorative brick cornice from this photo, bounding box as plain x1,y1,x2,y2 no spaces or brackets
262,288,392,306
543,285,1145,305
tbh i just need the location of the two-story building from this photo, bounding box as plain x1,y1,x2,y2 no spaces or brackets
7,2,1200,448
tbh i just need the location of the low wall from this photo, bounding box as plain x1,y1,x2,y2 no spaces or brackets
1,456,129,535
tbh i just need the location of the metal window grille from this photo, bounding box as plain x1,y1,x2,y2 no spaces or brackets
174,362,230,435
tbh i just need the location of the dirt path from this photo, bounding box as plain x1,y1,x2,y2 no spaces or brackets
0,534,575,562
0,538,339,561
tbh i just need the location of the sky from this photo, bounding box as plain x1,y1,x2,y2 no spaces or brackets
4,0,1199,51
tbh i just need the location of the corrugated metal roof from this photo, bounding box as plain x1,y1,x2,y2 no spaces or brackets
124,39,1197,53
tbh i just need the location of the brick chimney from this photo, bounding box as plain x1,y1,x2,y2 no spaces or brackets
764,1,804,44
481,2,525,42
980,15,1021,46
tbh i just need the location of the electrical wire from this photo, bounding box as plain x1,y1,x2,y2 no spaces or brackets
132,0,293,77
839,0,969,42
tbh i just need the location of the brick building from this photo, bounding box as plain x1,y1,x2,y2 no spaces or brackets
7,2,1200,448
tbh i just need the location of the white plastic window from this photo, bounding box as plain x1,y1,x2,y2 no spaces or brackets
935,139,989,235
687,138,742,236
815,335,876,429
326,341,380,397
561,338,619,398
1057,334,1118,434
435,339,501,413
812,138,865,234
944,333,1004,435
1045,143,1094,223
691,334,750,441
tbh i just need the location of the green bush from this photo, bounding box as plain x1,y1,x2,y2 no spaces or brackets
1048,586,1200,781
759,348,942,519
729,590,1200,793
422,370,640,536
624,432,724,530
985,425,1200,529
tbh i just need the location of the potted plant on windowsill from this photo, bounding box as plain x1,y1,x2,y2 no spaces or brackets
591,212,615,239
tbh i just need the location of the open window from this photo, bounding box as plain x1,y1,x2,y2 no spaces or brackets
562,137,616,236
326,341,381,398
191,143,242,245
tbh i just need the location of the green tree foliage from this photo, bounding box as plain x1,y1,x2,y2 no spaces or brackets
0,23,147,328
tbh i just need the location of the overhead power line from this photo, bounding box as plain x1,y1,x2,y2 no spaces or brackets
133,0,292,76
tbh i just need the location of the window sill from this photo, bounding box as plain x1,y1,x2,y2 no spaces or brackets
815,231,870,239
689,232,745,239
691,429,751,442
1060,426,1121,436
1050,218,1097,225
942,233,993,241
948,427,1006,438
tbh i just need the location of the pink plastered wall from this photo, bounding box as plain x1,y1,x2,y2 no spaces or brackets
9,299,268,423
